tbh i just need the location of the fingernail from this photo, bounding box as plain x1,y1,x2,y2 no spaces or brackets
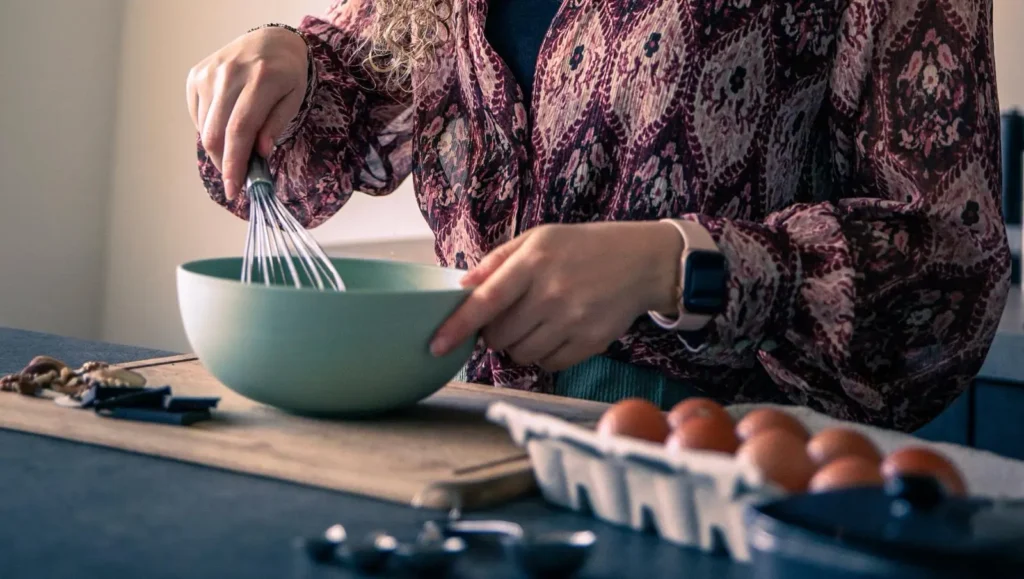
430,336,449,357
224,179,236,200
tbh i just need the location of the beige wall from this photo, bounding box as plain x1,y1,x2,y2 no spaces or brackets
101,0,431,352
0,0,124,340
996,1,1024,110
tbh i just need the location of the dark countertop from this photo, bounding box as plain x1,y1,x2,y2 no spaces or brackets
0,327,745,579
2,278,1023,578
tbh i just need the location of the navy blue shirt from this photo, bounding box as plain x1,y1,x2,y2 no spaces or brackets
485,0,563,110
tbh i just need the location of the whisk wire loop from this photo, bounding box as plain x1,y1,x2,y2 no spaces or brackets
241,153,346,291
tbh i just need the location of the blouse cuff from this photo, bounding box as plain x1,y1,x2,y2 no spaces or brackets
677,213,802,352
276,28,322,145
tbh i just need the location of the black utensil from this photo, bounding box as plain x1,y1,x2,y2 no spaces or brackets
745,474,1024,579
93,386,171,410
96,407,211,425
163,396,221,412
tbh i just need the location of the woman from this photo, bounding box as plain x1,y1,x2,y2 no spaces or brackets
187,0,1010,432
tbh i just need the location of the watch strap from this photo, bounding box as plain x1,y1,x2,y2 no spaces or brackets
648,219,719,331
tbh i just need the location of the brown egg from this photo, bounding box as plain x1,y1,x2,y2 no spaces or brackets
736,428,817,493
596,398,670,443
806,428,883,467
735,408,810,442
881,446,968,496
808,456,885,493
666,397,732,430
665,415,740,455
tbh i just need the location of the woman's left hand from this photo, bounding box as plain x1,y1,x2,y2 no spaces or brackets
429,221,684,371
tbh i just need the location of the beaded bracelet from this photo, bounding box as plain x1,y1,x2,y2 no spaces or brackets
247,22,304,37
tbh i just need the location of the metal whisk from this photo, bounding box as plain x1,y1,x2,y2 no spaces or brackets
241,153,346,291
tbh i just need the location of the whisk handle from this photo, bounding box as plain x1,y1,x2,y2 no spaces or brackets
246,152,274,190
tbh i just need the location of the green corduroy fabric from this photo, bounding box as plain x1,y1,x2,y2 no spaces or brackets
456,355,702,410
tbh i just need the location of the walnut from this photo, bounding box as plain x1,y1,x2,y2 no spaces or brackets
30,369,59,387
0,374,21,392
51,379,88,397
1,357,135,401
22,355,67,376
0,374,40,397
78,361,109,373
15,380,40,397
14,356,72,394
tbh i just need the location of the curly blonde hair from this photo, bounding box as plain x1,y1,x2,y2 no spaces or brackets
366,0,454,90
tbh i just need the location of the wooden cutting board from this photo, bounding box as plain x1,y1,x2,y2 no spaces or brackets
0,354,609,511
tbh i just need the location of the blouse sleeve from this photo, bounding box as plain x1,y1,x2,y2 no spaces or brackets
196,0,415,228
669,0,1010,431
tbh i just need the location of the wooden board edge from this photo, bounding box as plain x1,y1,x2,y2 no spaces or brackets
447,380,610,413
409,457,539,511
115,354,199,370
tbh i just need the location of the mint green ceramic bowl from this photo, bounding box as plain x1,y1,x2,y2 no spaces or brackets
176,257,475,416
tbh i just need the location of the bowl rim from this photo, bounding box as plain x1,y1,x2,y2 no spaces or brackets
177,255,474,297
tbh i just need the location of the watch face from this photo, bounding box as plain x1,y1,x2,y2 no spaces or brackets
683,250,728,315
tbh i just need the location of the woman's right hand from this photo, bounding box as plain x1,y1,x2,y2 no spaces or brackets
186,27,309,200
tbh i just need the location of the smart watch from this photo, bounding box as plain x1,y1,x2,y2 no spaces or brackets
647,219,728,331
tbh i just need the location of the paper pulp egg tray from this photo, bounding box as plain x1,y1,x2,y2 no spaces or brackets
485,401,785,562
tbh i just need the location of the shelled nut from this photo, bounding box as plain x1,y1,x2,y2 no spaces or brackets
78,361,109,373
0,373,40,396
81,367,146,388
21,356,67,376
1,356,144,402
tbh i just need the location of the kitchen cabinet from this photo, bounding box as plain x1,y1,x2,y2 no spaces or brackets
908,379,1024,462
973,379,1024,460
913,388,971,447
911,380,1024,462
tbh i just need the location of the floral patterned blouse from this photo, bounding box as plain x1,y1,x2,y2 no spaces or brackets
197,0,1011,431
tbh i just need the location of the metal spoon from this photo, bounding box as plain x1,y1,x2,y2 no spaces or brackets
504,529,597,578
335,529,398,575
294,523,348,563
295,523,397,575
391,522,467,578
443,519,597,578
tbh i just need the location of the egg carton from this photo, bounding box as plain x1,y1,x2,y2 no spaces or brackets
485,401,785,562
